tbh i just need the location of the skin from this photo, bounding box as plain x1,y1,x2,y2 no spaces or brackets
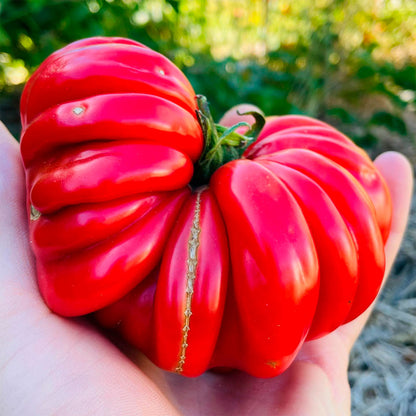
0,115,413,415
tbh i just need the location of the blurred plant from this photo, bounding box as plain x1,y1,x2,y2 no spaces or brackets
1,0,415,147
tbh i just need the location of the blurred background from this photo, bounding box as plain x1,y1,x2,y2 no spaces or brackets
1,0,415,414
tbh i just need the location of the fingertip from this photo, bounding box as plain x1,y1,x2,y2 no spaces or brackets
373,151,414,287
219,103,262,127
374,151,413,235
374,151,413,179
337,151,413,347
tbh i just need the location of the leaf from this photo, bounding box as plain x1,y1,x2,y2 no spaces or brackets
369,111,407,136
0,25,11,46
165,0,180,14
356,65,376,79
374,83,408,110
353,132,379,148
392,66,416,91
327,107,357,124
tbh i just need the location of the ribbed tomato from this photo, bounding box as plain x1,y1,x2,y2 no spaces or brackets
20,37,392,378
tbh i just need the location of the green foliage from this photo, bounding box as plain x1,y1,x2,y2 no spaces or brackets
369,111,408,136
1,0,415,147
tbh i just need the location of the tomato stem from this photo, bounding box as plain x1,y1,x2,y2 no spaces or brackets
192,95,265,187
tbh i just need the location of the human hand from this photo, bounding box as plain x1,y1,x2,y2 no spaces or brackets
140,108,414,415
0,122,179,415
0,119,412,415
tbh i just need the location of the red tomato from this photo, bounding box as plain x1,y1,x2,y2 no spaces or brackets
20,37,392,378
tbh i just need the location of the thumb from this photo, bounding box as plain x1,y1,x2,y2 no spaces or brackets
219,103,262,131
0,121,180,416
0,122,40,302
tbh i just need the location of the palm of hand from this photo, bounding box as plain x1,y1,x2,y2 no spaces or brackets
0,122,412,416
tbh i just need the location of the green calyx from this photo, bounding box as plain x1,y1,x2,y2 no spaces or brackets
191,95,265,187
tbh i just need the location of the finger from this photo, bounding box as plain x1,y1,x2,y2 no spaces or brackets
375,151,414,276
338,151,413,348
219,103,262,129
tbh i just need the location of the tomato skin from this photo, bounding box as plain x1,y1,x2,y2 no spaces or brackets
20,37,196,128
261,149,385,323
153,189,229,376
31,192,171,259
209,159,319,377
256,115,329,141
257,161,359,339
21,37,392,378
21,93,204,165
28,141,193,213
95,268,158,359
37,188,190,316
247,123,391,242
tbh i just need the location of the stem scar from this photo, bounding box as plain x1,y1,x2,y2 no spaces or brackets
175,192,202,373
30,205,41,221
